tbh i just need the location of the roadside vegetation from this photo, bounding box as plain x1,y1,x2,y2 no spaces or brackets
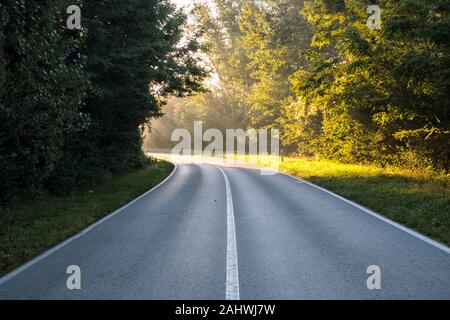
0,1,206,203
0,160,174,276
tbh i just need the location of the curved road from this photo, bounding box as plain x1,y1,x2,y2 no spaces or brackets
1,160,449,299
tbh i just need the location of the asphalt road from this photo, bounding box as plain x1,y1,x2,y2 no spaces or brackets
1,159,449,299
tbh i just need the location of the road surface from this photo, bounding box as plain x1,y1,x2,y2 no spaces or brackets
1,159,449,299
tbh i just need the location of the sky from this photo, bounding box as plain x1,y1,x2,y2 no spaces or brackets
172,0,214,12
172,0,196,11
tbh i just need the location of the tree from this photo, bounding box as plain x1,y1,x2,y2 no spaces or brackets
1,0,208,199
288,0,450,168
51,0,208,186
0,1,88,201
239,0,312,129
189,0,254,130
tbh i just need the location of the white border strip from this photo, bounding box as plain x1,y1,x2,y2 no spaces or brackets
278,170,450,255
217,166,240,300
0,164,178,286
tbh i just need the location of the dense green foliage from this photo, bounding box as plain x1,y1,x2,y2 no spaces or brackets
0,0,206,201
0,1,89,200
288,0,450,168
153,0,449,171
240,0,312,128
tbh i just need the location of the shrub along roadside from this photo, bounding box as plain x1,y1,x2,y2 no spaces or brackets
0,160,174,276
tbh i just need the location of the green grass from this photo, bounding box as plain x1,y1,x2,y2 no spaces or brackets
236,154,450,247
0,160,174,276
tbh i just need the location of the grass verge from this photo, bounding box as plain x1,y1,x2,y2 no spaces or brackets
236,154,450,247
0,160,174,276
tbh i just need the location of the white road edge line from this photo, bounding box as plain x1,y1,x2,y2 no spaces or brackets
277,170,450,255
217,166,240,300
0,163,179,286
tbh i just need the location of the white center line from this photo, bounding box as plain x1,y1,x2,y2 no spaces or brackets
217,166,240,300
